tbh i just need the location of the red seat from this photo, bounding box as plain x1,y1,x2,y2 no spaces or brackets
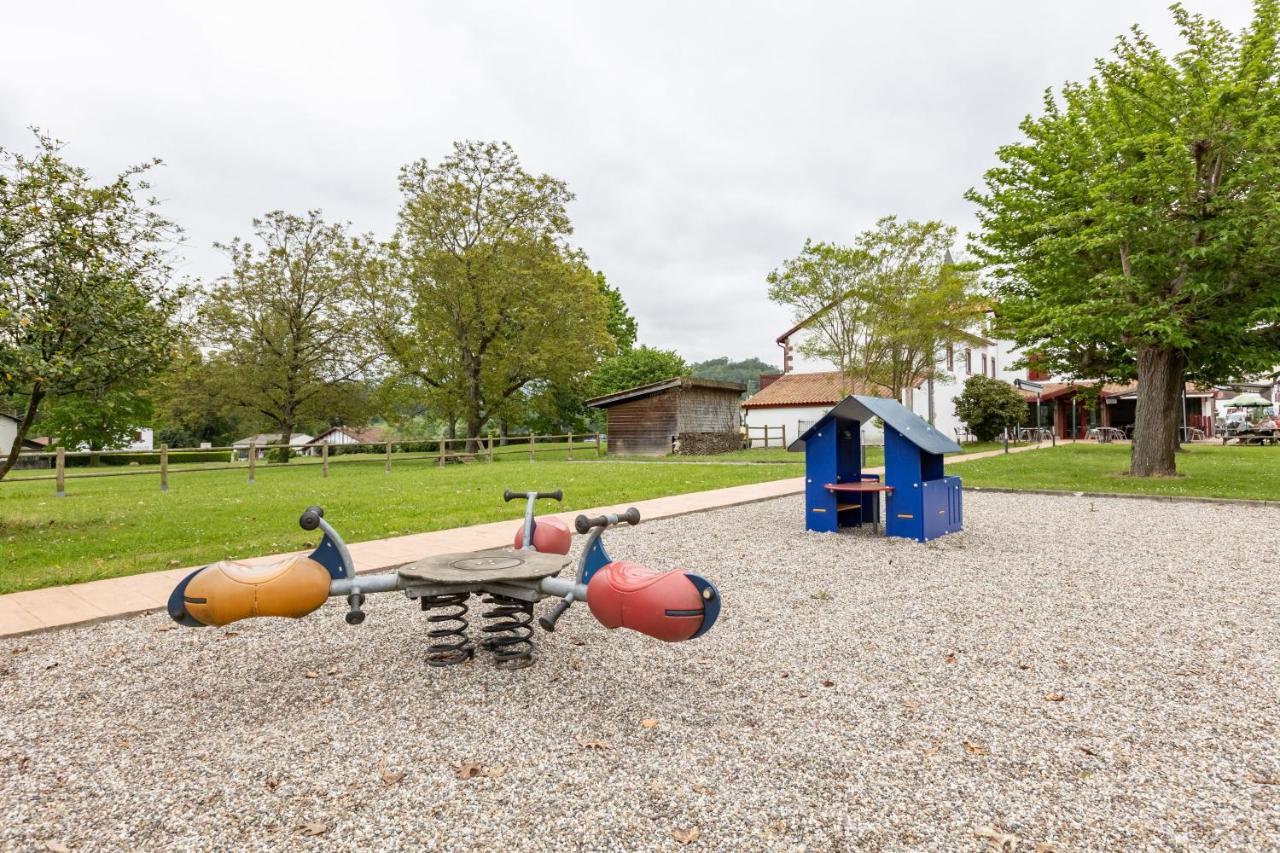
586,561,705,642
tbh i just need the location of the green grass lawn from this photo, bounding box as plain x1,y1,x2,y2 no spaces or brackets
958,442,1280,502
0,457,800,594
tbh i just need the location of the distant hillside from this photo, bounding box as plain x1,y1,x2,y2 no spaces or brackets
690,357,780,395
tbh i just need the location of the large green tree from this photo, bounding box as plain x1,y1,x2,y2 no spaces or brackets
591,345,688,398
359,142,613,447
969,1,1280,476
768,217,982,398
199,210,377,456
0,132,184,480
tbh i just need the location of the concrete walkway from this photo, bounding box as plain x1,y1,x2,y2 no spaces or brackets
0,443,1044,637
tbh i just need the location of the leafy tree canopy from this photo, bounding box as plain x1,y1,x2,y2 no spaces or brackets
968,1,1280,475
357,141,613,445
591,345,688,398
199,210,378,456
768,217,983,398
0,131,184,479
953,374,1028,442
691,357,780,392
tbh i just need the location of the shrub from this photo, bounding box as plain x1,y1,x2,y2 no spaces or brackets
953,375,1028,441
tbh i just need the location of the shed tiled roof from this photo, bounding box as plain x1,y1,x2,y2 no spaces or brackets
741,371,890,408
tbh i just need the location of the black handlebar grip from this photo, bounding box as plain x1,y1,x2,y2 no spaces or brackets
574,507,641,534
538,597,573,632
299,505,324,531
541,490,564,501
503,490,519,502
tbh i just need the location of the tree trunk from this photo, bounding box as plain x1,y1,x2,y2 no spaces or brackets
0,388,43,482
499,420,509,447
1130,346,1184,477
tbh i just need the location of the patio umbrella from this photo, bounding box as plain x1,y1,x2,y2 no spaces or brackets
1220,392,1272,408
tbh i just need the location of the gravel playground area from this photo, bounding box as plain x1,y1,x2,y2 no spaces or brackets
2,492,1278,851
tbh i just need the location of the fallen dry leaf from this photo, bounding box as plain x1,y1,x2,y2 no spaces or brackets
691,783,716,796
326,665,339,675
641,718,659,729
455,762,486,780
1248,773,1279,785
975,824,1019,851
265,775,280,790
321,695,334,706
821,680,835,688
570,638,586,646
17,755,31,773
945,652,958,664
963,741,990,756
1035,843,1059,852
484,764,508,778
577,737,610,750
221,631,240,639
1044,692,1065,702
11,646,29,654
299,822,327,837
304,671,318,679
766,819,787,835
1079,745,1099,757
379,757,405,786
154,624,176,632
44,842,69,853
672,827,700,844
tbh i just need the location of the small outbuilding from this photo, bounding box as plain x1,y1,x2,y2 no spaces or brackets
586,377,746,456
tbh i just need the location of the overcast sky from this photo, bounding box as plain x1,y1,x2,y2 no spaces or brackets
1,1,1257,366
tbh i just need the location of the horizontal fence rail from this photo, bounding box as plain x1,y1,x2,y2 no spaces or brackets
0,433,604,495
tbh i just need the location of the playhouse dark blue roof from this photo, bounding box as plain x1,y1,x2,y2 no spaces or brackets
787,394,963,455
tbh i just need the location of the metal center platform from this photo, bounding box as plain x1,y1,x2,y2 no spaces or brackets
398,549,570,585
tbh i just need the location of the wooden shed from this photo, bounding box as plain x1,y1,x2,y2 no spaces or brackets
586,377,746,456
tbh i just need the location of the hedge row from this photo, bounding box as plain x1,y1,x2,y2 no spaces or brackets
64,450,230,467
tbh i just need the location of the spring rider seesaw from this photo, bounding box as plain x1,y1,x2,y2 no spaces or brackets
166,489,721,669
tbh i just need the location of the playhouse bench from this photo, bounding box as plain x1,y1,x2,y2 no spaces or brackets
824,481,894,533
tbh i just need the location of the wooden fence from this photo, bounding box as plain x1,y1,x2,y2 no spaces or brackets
745,424,787,448
0,433,604,496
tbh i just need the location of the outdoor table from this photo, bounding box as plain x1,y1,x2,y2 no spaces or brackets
824,481,895,534
1227,428,1280,446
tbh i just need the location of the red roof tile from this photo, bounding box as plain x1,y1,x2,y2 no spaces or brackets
741,371,891,408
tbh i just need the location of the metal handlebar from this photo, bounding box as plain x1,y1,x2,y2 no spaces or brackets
504,489,563,503
574,507,641,534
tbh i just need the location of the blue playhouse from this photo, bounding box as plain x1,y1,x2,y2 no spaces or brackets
788,395,964,542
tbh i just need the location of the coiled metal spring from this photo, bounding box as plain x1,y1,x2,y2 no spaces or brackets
421,592,473,667
479,594,534,669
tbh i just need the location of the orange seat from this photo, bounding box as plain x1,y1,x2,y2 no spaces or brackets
182,555,331,627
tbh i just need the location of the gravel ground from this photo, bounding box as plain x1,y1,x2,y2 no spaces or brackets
1,491,1277,852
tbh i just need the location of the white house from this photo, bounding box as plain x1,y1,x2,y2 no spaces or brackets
232,432,314,460
302,426,389,455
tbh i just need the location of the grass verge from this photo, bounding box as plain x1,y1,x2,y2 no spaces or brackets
0,457,798,594
956,442,1280,502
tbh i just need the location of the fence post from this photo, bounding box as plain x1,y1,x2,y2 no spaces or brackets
160,444,169,492
322,443,329,478
781,424,786,449
248,443,256,483
529,432,535,462
55,447,66,497
438,438,446,467
385,440,392,473
567,431,573,461
595,432,602,457
487,435,494,463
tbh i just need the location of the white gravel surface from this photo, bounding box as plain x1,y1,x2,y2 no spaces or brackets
1,491,1277,851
